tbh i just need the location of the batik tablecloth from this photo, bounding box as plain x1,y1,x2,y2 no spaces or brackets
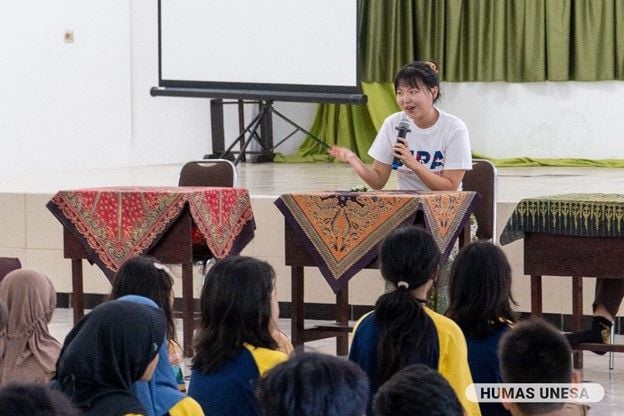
500,193,624,245
47,186,255,279
275,190,478,292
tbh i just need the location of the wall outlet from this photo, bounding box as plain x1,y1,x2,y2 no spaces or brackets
64,30,74,43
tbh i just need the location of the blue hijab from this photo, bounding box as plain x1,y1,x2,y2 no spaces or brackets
118,295,185,416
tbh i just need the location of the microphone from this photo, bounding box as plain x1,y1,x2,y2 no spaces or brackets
391,118,411,170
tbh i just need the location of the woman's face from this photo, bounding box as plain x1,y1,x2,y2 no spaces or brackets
395,81,438,120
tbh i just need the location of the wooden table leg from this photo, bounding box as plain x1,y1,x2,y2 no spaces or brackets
71,258,84,324
182,260,194,357
336,286,349,356
531,275,543,317
572,276,584,369
291,265,304,348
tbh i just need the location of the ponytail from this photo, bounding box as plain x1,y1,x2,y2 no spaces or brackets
374,226,441,387
374,285,437,387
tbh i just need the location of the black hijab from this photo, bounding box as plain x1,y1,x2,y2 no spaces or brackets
54,300,166,416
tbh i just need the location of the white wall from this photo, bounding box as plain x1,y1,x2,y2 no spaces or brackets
1,3,623,178
0,1,132,176
442,81,624,160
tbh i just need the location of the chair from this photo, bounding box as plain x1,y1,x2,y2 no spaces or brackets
178,159,237,187
461,159,497,243
178,159,238,272
0,257,21,283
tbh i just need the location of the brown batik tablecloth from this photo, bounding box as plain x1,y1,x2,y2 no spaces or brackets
47,186,255,279
275,190,478,292
500,193,624,245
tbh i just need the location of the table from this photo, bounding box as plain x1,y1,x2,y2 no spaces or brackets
276,190,479,355
500,193,624,368
47,186,255,356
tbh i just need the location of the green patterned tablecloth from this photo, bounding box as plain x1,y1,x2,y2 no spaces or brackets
500,193,624,245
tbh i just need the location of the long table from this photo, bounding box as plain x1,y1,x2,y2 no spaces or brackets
276,190,479,355
47,186,255,356
500,193,624,368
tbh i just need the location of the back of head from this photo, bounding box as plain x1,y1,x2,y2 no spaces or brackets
379,226,440,290
56,300,166,407
110,255,175,340
0,269,60,385
0,383,82,416
193,256,277,372
257,352,368,416
373,364,463,416
0,269,57,334
499,318,571,414
447,240,517,338
375,226,440,385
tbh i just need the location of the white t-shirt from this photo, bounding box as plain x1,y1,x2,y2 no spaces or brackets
368,109,472,191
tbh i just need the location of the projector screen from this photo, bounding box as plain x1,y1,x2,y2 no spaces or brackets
155,0,364,103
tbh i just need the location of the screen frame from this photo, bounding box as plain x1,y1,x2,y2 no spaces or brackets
155,0,365,104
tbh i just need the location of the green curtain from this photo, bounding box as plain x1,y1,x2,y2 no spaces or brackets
280,0,624,166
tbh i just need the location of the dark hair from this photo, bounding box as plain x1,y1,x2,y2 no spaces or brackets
375,226,440,386
499,318,571,414
373,364,463,416
192,256,277,372
257,352,368,416
446,241,518,338
0,383,82,416
110,255,176,341
394,60,441,103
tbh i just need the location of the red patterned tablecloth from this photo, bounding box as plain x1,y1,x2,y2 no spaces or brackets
47,186,255,279
275,191,478,292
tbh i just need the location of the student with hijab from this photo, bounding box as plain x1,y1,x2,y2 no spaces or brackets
0,269,61,385
110,256,191,416
115,295,203,416
54,300,201,416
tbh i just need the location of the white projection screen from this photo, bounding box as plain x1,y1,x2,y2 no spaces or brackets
156,0,364,103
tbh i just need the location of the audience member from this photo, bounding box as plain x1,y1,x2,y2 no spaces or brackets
110,256,186,394
110,255,191,416
0,382,82,416
189,256,288,416
54,300,173,416
446,241,517,416
0,269,61,385
373,363,464,416
257,351,368,416
499,319,588,416
348,226,480,415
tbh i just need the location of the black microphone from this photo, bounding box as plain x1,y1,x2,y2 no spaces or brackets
391,118,411,170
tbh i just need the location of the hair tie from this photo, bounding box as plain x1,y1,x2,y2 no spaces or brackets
397,281,410,290
153,262,174,278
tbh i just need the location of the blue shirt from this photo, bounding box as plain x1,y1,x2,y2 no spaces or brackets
188,344,286,416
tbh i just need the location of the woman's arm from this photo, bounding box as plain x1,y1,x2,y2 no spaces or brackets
329,146,392,190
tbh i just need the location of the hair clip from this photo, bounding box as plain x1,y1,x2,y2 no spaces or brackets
153,262,169,271
153,262,174,277
425,60,439,74
397,281,410,289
